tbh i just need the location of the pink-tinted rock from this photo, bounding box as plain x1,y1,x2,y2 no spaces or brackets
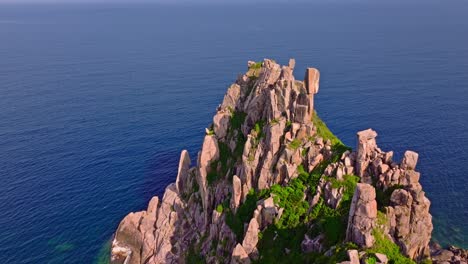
232,175,242,211
402,150,419,170
375,253,388,264
356,129,378,183
347,249,360,264
175,150,191,195
346,183,377,248
301,234,325,253
305,68,320,94
231,244,251,264
213,111,231,139
242,218,259,257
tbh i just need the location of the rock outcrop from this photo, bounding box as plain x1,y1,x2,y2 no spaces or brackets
109,59,460,264
431,243,468,264
346,183,377,248
353,129,433,260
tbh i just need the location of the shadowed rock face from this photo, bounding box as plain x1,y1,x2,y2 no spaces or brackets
109,59,442,264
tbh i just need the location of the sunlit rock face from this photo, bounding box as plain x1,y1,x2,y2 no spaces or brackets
110,59,439,264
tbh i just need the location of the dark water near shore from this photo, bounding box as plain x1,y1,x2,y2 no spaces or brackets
0,2,467,263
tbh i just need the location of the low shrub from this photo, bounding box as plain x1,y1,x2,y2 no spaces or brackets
367,228,415,264
288,139,301,150
216,204,224,213
249,61,263,69
226,189,270,242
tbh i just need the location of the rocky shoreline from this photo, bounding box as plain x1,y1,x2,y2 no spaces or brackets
109,59,466,264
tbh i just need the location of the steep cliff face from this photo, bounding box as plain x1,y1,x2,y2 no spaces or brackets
109,59,460,264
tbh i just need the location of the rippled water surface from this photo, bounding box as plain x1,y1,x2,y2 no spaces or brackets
0,2,467,263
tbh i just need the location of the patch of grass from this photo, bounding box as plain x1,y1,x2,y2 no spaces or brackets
255,162,357,261
308,198,346,246
299,161,327,195
233,132,246,159
255,175,352,261
226,189,270,242
312,112,351,163
207,161,219,185
297,165,309,178
230,111,247,133
186,244,205,264
203,110,247,186
216,204,224,213
377,211,387,226
206,128,215,135
252,111,360,263
367,228,415,264
255,226,358,264
331,143,352,163
327,174,360,203
249,61,263,69
365,256,377,264
312,111,343,146
288,139,301,150
305,173,359,247
207,140,242,186
254,224,309,263
253,120,265,139
420,259,433,264
271,179,309,229
368,215,415,263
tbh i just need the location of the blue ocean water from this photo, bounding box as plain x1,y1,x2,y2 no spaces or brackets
0,2,467,263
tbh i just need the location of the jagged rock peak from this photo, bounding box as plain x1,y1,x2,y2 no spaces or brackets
353,128,433,261
109,60,449,264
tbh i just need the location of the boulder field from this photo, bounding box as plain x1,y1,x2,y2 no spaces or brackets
109,59,466,264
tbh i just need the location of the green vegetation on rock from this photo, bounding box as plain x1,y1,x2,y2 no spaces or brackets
288,139,301,150
253,113,365,263
271,179,309,229
312,111,343,146
249,61,263,70
216,204,224,213
207,112,248,185
367,228,415,264
313,111,351,163
227,111,415,263
230,111,247,133
186,244,205,264
226,189,270,242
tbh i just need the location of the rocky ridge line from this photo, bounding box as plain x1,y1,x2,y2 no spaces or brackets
109,59,466,264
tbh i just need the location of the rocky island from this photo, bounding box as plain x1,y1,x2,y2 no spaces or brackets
109,59,467,264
